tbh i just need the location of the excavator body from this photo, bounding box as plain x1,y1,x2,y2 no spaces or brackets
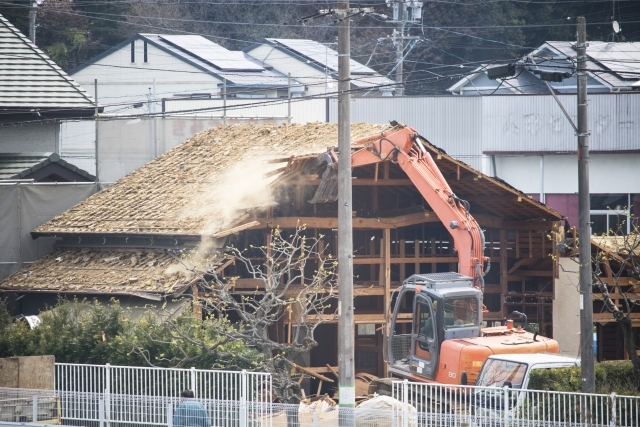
387,273,558,386
310,123,559,387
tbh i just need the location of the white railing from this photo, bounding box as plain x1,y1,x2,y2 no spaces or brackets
392,378,640,427
54,363,272,427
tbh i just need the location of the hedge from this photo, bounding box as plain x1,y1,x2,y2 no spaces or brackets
528,361,639,395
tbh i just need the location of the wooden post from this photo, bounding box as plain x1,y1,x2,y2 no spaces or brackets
399,239,406,283
500,229,508,319
383,228,391,377
414,239,420,275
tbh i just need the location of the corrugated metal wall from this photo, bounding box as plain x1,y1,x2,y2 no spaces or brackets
327,94,640,172
328,96,484,170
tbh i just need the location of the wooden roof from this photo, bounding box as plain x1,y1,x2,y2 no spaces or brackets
0,248,195,297
280,128,562,224
33,122,391,237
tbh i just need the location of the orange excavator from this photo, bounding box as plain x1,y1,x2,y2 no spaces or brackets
310,124,559,386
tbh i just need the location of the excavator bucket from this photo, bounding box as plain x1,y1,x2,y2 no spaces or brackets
308,151,339,204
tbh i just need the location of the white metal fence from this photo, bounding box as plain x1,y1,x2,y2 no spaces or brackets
54,363,272,427
3,383,640,427
392,379,640,427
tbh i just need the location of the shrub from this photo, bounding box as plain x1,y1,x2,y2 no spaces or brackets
529,361,639,395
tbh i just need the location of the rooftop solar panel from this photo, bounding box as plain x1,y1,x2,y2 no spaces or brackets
271,39,377,75
159,35,264,71
587,43,640,79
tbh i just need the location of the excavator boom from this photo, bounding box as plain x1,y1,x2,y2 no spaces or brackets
310,125,487,286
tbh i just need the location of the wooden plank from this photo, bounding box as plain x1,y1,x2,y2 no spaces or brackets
353,256,461,265
415,239,420,274
507,258,529,275
292,364,334,383
249,212,433,230
213,221,260,238
529,230,533,258
516,230,520,259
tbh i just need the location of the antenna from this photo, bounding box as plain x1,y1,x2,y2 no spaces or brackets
610,0,621,42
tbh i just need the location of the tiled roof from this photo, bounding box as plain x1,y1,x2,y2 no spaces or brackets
0,248,195,296
33,122,392,236
0,152,95,181
0,15,95,111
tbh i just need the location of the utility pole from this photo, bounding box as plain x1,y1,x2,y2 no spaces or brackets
394,1,404,96
337,0,355,414
577,16,595,394
29,1,37,44
94,79,99,185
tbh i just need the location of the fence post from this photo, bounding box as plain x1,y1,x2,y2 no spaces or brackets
240,369,248,427
167,402,173,427
610,392,617,426
191,367,197,397
105,363,111,427
32,395,38,423
503,386,510,427
402,379,408,427
99,397,105,427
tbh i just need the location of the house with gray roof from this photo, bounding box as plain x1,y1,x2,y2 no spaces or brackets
69,34,305,116
448,41,640,95
246,38,395,97
0,14,96,153
0,153,95,182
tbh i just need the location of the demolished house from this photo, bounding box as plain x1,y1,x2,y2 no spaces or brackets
0,122,564,380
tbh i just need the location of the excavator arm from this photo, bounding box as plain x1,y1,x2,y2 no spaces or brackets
310,125,488,288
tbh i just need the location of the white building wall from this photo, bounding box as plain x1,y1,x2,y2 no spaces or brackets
494,153,640,195
247,44,334,97
71,41,223,115
0,123,59,153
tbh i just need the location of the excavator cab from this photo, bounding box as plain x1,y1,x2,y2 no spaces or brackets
387,273,482,381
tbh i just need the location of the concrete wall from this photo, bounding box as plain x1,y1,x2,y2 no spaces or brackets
0,356,55,389
553,257,581,357
0,123,59,153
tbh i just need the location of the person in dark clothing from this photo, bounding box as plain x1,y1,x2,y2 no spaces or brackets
173,389,211,427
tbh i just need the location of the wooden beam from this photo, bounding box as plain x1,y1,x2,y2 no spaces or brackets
353,256,460,265
506,271,554,279
249,211,432,230
213,221,260,238
310,312,413,324
301,178,412,186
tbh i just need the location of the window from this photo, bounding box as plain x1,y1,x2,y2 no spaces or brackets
590,194,631,235
476,359,527,388
443,297,478,329
130,41,135,63
143,41,148,63
417,300,434,340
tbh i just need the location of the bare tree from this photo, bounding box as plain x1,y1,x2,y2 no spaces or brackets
591,221,640,391
138,227,337,403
